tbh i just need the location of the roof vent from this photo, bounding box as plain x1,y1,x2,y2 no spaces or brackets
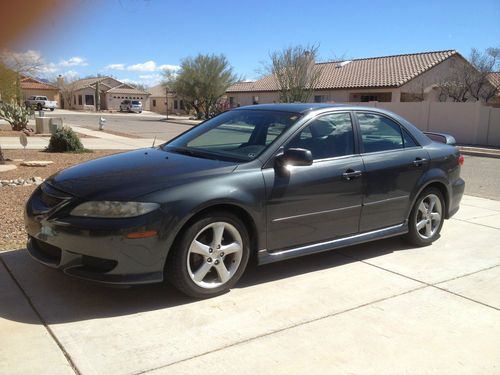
336,60,352,68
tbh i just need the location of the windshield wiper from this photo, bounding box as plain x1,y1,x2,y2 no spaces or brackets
167,147,221,160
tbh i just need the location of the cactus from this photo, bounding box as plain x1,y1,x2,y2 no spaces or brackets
0,102,30,131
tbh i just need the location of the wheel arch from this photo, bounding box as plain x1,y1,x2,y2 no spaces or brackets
164,202,260,268
408,179,450,220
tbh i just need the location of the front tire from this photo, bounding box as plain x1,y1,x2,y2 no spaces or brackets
166,212,250,298
406,188,445,246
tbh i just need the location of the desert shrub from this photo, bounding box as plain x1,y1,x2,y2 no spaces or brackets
46,127,85,153
0,102,30,131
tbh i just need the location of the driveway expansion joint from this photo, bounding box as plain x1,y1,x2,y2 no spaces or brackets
131,285,428,375
336,250,500,312
0,255,81,375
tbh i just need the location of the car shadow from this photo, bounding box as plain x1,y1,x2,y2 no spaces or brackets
0,236,415,325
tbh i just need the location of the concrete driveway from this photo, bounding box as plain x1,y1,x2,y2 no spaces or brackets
1,195,499,375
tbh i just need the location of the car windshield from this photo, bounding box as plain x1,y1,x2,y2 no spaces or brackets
163,109,301,162
132,101,140,105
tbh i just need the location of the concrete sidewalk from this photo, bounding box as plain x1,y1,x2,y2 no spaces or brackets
0,195,499,374
0,125,165,150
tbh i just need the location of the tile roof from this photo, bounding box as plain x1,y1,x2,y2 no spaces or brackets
227,50,458,92
107,84,149,95
20,76,58,91
487,72,500,89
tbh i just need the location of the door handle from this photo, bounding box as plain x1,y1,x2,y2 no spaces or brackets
342,169,362,180
412,157,428,167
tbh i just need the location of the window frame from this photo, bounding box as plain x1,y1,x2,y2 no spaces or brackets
271,111,360,165
353,111,421,155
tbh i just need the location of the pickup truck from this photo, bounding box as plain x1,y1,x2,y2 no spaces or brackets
25,96,57,111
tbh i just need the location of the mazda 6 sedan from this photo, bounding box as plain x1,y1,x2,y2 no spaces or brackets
25,104,465,298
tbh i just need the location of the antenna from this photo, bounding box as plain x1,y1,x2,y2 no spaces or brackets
152,136,157,148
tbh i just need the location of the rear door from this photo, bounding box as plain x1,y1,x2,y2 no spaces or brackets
264,112,364,251
355,111,429,232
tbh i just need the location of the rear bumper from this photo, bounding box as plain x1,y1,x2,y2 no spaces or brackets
448,177,465,218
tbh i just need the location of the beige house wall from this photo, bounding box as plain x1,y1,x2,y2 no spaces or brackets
72,87,96,111
22,89,59,103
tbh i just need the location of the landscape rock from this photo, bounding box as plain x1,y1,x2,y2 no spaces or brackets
21,161,54,167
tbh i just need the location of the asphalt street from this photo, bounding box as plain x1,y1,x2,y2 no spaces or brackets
44,110,195,140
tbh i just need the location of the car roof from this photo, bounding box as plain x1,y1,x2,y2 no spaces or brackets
234,103,386,114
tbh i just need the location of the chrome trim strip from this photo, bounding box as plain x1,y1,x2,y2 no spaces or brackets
272,204,361,222
363,195,409,206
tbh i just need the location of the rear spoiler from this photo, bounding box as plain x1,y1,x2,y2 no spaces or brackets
423,132,456,146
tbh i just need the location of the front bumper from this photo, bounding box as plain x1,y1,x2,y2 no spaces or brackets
24,184,166,285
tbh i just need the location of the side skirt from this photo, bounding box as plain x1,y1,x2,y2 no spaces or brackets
258,222,408,265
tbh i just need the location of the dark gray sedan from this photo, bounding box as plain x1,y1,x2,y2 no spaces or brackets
25,104,465,298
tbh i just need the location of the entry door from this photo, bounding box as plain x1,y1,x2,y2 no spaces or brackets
263,112,364,251
355,112,430,232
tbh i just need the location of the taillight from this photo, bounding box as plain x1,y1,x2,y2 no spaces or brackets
458,154,464,166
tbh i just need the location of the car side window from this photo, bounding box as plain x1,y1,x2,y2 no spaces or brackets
402,128,418,148
287,113,355,160
357,113,405,153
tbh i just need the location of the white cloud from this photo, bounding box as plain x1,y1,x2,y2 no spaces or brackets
61,70,79,80
159,64,180,71
59,56,88,67
39,62,58,75
104,63,125,70
119,78,139,85
127,60,157,72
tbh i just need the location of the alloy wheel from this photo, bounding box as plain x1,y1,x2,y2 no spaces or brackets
186,222,243,289
415,193,443,240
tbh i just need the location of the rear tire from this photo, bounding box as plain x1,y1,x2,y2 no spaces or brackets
406,188,445,246
166,211,250,299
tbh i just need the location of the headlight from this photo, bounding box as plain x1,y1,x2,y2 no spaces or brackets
70,201,159,218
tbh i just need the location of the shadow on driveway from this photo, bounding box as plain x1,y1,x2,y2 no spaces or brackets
0,236,415,325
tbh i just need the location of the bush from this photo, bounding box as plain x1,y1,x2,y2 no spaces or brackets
46,127,85,153
0,102,30,131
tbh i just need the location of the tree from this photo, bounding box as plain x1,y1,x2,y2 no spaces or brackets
165,54,237,119
57,76,78,110
0,62,18,103
265,44,323,103
0,49,43,104
439,47,499,103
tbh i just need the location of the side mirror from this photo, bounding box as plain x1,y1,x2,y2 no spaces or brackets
275,148,313,167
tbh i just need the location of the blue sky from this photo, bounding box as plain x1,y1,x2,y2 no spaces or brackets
9,0,500,86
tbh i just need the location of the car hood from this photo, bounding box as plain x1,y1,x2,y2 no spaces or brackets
46,148,238,200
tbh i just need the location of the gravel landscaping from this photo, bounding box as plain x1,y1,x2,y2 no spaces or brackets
0,149,121,250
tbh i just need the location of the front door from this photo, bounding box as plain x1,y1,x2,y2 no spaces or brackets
263,112,364,251
355,111,430,232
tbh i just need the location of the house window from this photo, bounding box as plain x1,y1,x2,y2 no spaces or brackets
78,95,83,105
85,95,94,106
180,100,185,110
314,95,325,103
152,99,156,107
229,96,235,106
73,95,76,105
174,100,178,110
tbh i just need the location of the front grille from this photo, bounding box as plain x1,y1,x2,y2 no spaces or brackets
34,238,62,262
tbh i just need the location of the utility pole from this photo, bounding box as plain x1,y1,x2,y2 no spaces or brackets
165,86,169,120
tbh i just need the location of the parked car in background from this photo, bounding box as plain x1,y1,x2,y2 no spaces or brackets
120,99,143,113
25,104,464,299
25,96,57,111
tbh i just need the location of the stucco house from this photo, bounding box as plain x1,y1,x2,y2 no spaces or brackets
148,84,187,115
58,76,150,111
487,72,500,107
20,75,60,103
226,50,472,106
